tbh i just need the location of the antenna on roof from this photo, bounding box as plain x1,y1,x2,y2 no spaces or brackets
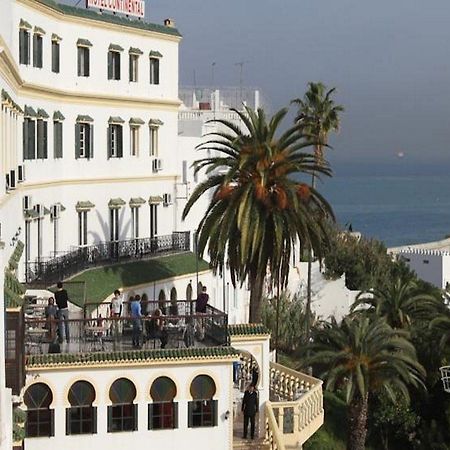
234,60,249,105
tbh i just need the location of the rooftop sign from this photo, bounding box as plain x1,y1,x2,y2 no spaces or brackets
86,0,145,19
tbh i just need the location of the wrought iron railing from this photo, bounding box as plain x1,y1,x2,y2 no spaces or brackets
25,232,191,284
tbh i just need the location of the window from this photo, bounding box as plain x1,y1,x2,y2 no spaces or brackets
110,208,119,242
108,51,121,80
129,53,139,82
108,378,137,433
23,118,36,160
24,383,54,437
33,33,43,68
54,121,63,158
51,40,60,73
131,207,139,239
66,381,97,435
19,29,30,65
149,57,160,84
78,211,88,246
188,375,218,428
77,46,90,77
75,122,94,159
148,377,178,430
130,126,139,156
108,124,123,158
150,203,158,238
149,126,158,156
36,119,48,159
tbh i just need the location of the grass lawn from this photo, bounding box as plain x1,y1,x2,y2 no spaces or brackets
70,252,209,307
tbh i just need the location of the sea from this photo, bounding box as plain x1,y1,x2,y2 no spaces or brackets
317,174,450,248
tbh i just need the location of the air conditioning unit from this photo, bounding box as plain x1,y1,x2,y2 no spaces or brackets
5,174,10,191
33,204,44,218
9,170,16,190
152,158,163,172
50,204,60,220
18,165,25,182
23,195,32,211
163,193,172,206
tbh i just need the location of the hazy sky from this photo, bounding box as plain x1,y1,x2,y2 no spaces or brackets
66,0,450,173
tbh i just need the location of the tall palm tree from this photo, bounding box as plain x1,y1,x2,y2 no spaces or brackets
306,315,425,450
182,106,334,322
352,278,441,329
291,82,344,343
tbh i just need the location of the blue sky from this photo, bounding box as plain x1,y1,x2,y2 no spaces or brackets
65,0,450,173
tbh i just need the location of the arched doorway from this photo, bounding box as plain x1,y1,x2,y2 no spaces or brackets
170,287,178,315
158,289,166,313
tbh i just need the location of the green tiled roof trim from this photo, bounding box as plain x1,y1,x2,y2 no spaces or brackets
108,116,125,124
51,33,62,41
8,241,24,271
129,47,143,55
19,19,32,30
34,26,46,35
76,115,94,123
129,117,145,125
109,44,124,52
53,111,65,121
149,118,164,126
27,346,239,367
77,38,92,47
24,106,37,118
228,324,270,336
149,50,163,58
37,108,49,119
35,0,181,37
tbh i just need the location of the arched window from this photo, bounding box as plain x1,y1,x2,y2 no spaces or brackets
188,375,218,428
148,377,178,430
186,283,193,301
108,378,137,432
158,289,166,313
24,383,54,437
66,381,97,435
197,282,203,296
170,287,178,315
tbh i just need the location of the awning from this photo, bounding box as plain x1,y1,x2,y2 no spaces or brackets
75,201,95,212
37,108,49,119
109,44,124,52
129,197,146,207
24,106,37,118
129,47,143,55
19,19,32,30
77,38,92,47
51,33,62,42
149,195,163,204
129,117,145,125
76,115,94,123
108,116,125,124
149,50,163,58
34,26,46,35
53,111,65,121
108,198,126,209
149,118,164,126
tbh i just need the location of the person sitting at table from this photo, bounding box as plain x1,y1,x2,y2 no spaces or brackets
148,308,168,349
130,295,142,348
45,297,57,342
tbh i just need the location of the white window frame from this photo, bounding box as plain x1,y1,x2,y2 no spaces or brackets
129,54,139,82
78,210,88,246
79,123,89,158
149,126,158,157
131,207,139,239
77,46,90,77
130,126,139,156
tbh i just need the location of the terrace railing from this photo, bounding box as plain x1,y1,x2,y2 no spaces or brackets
25,232,191,284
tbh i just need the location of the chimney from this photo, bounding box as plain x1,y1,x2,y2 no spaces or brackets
164,18,175,28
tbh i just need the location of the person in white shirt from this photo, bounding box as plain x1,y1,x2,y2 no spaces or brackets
110,289,123,335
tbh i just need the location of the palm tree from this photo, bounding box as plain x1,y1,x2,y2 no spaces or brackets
182,106,334,322
352,277,441,329
291,82,344,343
306,315,425,450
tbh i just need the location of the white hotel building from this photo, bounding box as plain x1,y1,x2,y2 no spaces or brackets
0,1,324,449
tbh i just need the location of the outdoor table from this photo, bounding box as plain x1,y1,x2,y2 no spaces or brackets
85,326,108,351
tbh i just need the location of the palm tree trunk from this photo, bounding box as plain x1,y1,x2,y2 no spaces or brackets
249,272,265,323
347,393,369,450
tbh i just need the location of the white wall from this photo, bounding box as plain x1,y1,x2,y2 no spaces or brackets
399,250,446,288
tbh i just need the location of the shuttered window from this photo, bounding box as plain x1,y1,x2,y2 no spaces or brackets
19,29,30,65
149,127,158,156
75,123,94,159
51,41,60,73
53,121,63,158
77,47,90,77
23,118,36,160
149,57,159,84
107,124,123,158
36,119,48,159
33,34,43,68
130,126,139,156
129,54,138,82
108,51,121,80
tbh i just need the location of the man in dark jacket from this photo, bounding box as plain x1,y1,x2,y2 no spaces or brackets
242,384,259,439
54,281,70,343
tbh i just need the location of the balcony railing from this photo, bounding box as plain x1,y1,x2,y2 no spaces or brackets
25,232,191,284
24,300,228,355
266,362,324,448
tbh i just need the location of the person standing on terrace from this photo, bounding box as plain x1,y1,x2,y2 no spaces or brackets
130,295,142,348
196,286,209,313
110,289,123,336
55,281,70,343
